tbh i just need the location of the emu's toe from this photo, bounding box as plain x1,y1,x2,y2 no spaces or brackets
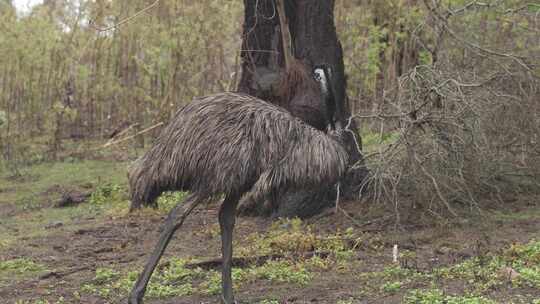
127,294,143,304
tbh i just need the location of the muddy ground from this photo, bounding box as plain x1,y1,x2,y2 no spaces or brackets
0,187,539,304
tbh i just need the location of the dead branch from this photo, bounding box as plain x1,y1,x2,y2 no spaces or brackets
101,122,164,148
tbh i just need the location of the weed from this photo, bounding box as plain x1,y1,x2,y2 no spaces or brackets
360,129,399,153
432,257,504,293
502,239,540,288
89,183,124,205
236,218,359,269
0,258,47,275
199,270,222,295
82,258,203,299
252,260,312,285
0,160,128,206
93,268,120,284
14,300,57,304
381,281,402,293
404,288,497,304
156,191,188,212
200,268,248,295
0,258,48,289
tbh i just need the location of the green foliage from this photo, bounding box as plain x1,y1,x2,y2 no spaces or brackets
360,129,400,153
156,191,188,212
364,25,388,92
237,218,359,264
83,258,202,299
0,110,6,128
89,183,124,205
0,258,48,287
0,0,243,158
337,0,427,97
405,289,496,304
502,240,540,288
252,260,312,285
14,300,62,304
93,268,120,284
381,281,402,293
0,160,128,205
82,256,314,300
429,241,540,292
433,255,510,294
0,258,46,274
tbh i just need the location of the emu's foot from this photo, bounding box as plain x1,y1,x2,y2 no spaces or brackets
220,295,237,304
127,293,143,304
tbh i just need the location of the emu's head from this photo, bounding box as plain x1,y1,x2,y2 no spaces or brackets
313,65,344,142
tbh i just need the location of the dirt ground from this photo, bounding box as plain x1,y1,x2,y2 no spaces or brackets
1,190,539,304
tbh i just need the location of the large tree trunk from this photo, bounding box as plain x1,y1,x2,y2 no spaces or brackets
238,0,367,218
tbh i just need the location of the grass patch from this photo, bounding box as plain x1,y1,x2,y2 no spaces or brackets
355,240,540,301
491,208,540,224
0,160,129,206
359,264,427,296
80,219,368,301
82,258,202,299
502,239,540,288
404,288,497,304
0,158,188,252
0,181,131,250
0,258,48,287
432,256,505,293
430,239,540,292
252,259,312,285
236,218,361,265
82,256,314,300
156,191,189,213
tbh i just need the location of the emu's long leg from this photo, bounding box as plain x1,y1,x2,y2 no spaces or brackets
128,194,201,304
219,194,240,304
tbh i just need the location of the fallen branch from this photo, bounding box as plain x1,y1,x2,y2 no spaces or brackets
101,122,164,148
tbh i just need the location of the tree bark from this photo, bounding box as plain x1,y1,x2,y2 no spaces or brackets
237,0,367,218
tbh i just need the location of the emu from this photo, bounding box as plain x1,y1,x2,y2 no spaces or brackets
128,68,348,304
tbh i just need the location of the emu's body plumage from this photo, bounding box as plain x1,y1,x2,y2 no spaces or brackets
130,92,348,208
128,92,348,304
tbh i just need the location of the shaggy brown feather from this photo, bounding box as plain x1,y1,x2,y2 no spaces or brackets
129,92,348,210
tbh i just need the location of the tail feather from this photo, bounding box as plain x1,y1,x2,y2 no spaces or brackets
128,154,163,210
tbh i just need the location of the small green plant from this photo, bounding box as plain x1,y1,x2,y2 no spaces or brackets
89,183,123,205
381,281,402,293
502,239,540,288
405,288,497,304
199,270,222,295
252,260,312,285
14,300,57,304
432,256,504,293
361,129,399,152
93,268,120,284
0,258,47,275
156,191,188,212
82,259,203,299
236,218,359,269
